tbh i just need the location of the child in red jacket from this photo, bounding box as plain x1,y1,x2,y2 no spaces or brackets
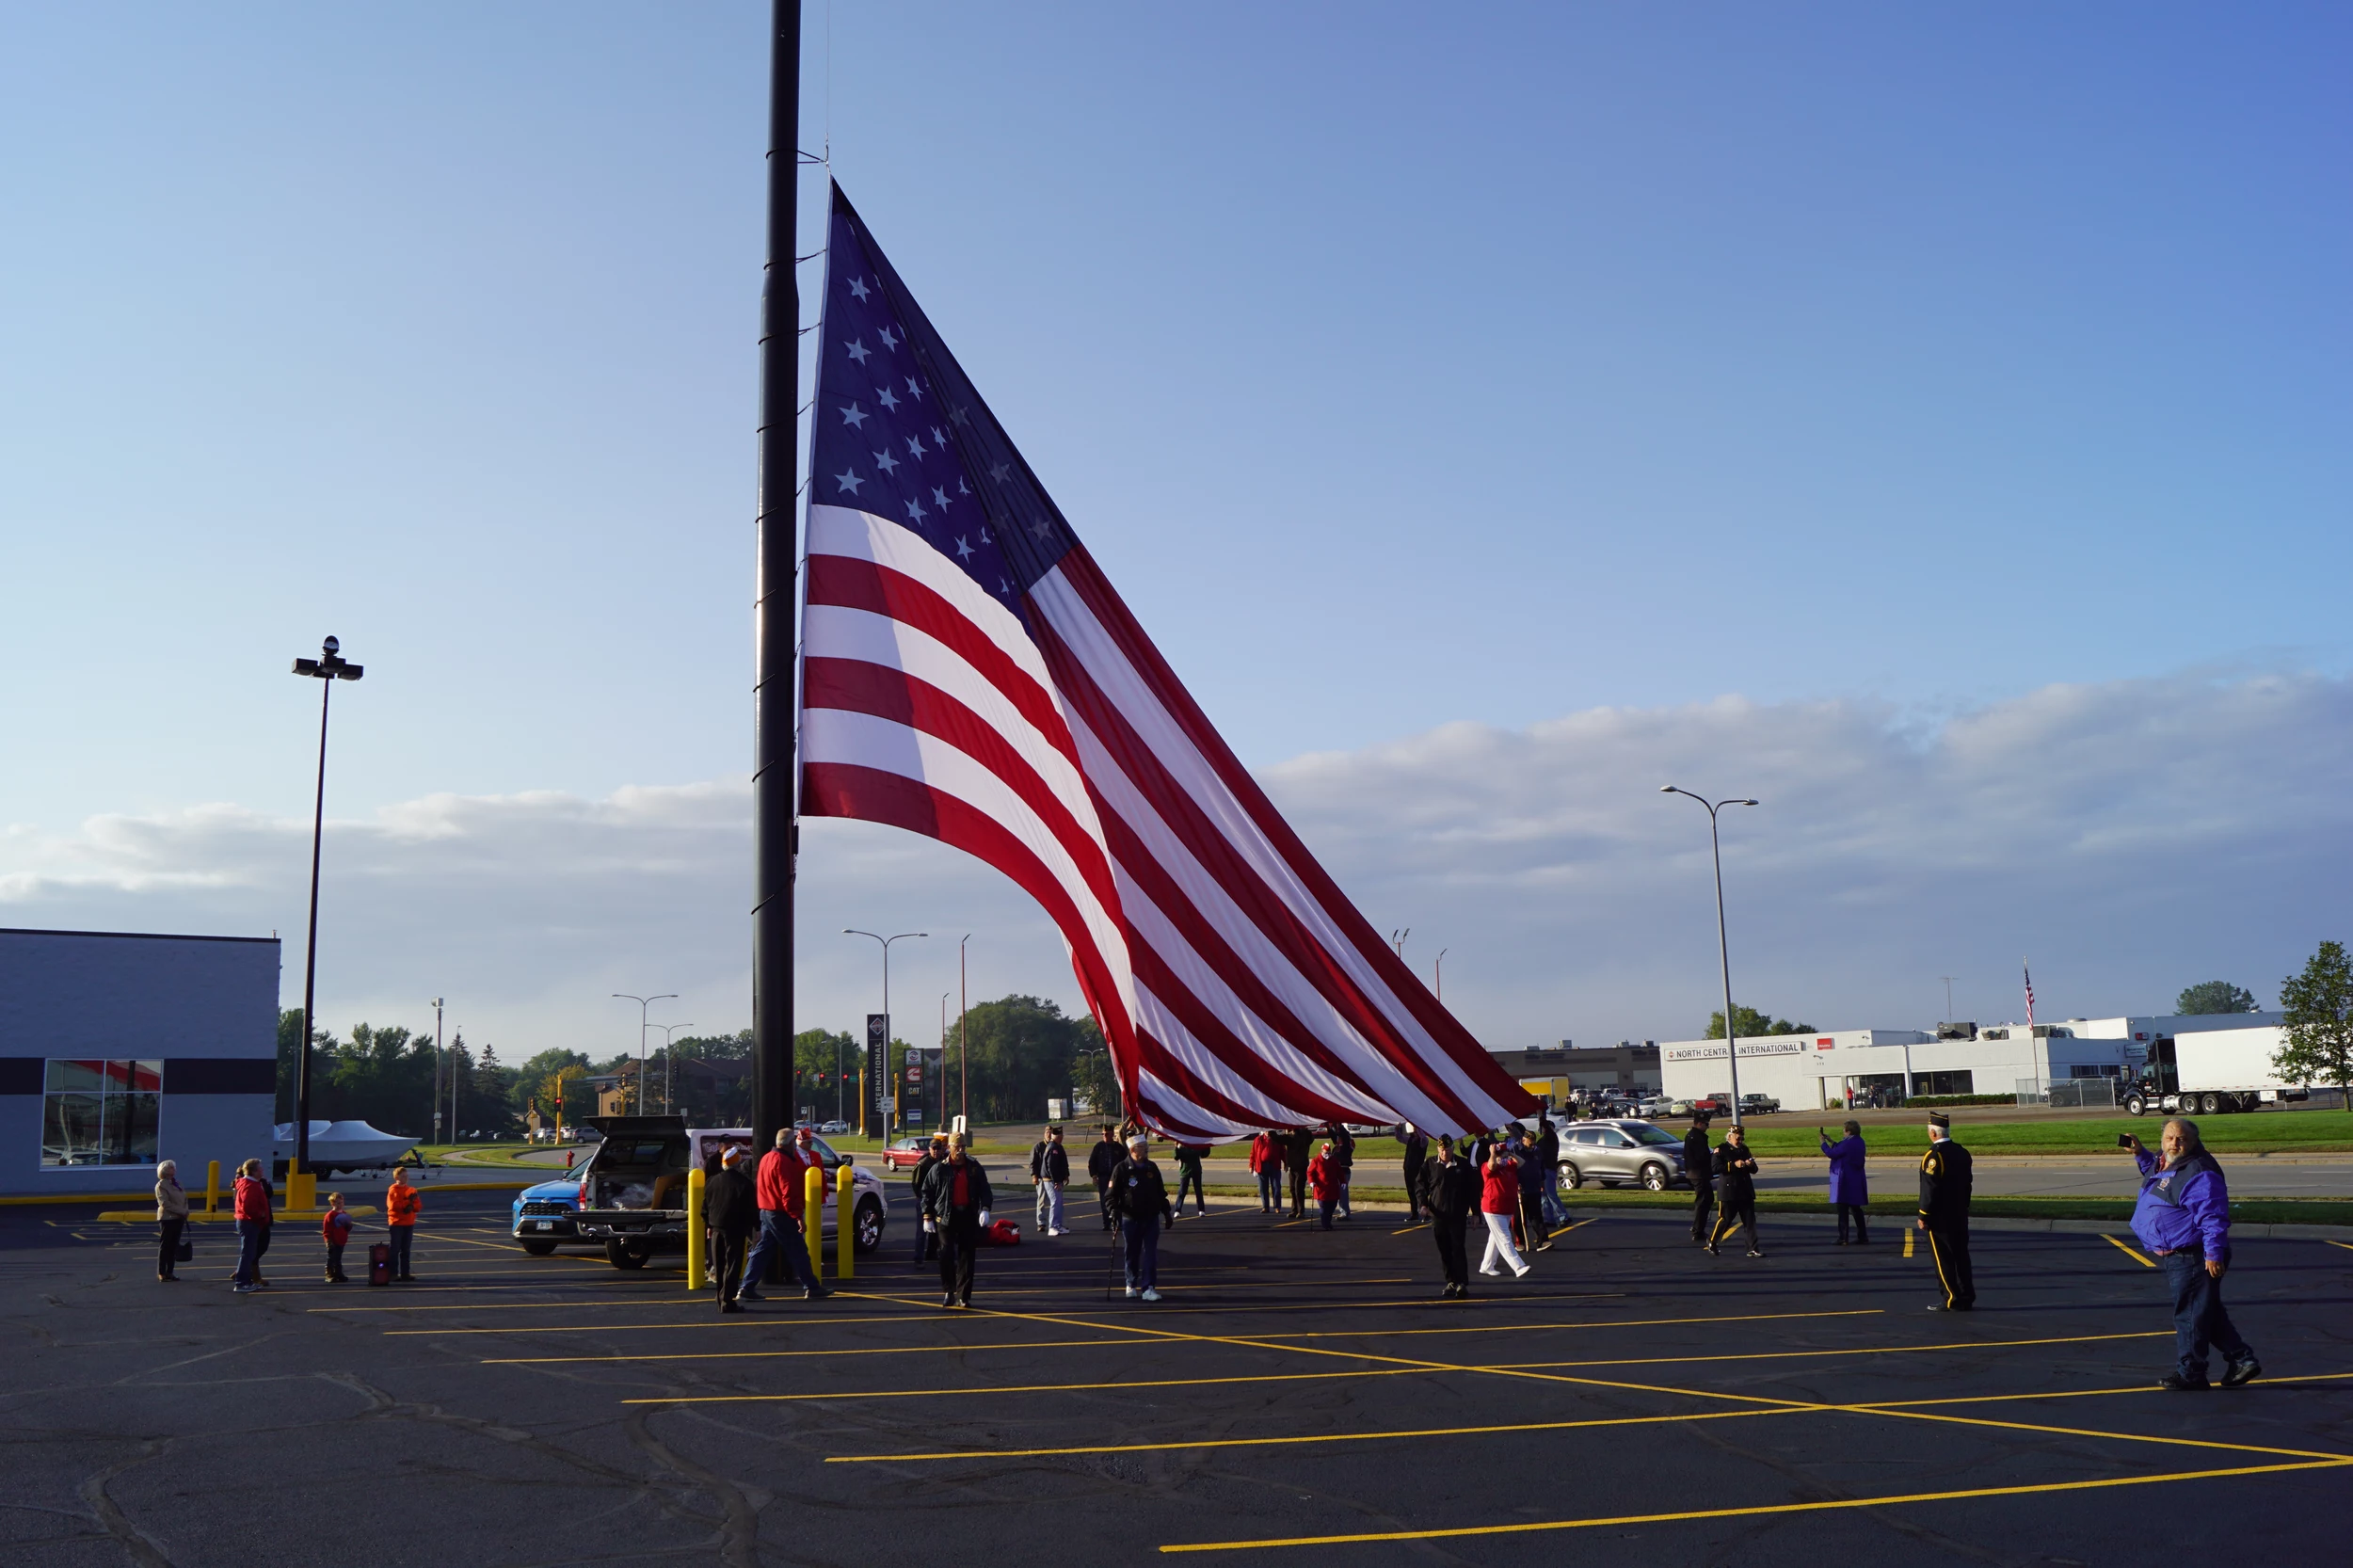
321,1193,352,1283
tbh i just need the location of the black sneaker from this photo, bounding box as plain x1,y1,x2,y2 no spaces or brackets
804,1285,831,1301
2220,1359,2262,1388
1746,1250,1766,1258
2159,1372,2211,1391
941,1292,957,1308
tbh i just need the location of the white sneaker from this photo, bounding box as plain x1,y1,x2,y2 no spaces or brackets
1478,1266,1502,1277
1125,1286,1140,1298
1140,1288,1162,1303
1513,1264,1532,1279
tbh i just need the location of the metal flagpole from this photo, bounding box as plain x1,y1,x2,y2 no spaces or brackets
751,0,801,1166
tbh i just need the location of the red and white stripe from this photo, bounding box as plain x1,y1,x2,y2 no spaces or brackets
801,503,1536,1139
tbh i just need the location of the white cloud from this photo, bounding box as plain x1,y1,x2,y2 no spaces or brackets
5,670,2345,1060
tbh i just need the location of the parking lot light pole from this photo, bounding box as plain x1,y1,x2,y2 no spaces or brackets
1661,786,1758,1128
612,993,678,1114
649,1023,690,1113
843,930,925,1138
290,635,362,1191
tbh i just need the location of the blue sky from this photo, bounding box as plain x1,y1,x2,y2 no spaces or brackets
3,6,2346,1057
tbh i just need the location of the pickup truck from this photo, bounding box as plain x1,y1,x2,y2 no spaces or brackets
1737,1093,1782,1115
569,1115,887,1269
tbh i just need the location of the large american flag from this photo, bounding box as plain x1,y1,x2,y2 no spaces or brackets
798,185,1535,1141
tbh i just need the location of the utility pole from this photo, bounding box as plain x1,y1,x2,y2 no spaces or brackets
958,934,971,1131
1940,976,1960,1023
430,997,444,1147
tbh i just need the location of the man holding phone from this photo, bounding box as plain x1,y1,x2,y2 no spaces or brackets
2123,1119,2259,1390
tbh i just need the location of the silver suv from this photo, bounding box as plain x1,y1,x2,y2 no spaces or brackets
1557,1119,1689,1192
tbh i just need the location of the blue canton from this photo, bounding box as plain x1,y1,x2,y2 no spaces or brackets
809,186,1079,614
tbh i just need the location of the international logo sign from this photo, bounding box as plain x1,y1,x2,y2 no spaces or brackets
1664,1039,1812,1064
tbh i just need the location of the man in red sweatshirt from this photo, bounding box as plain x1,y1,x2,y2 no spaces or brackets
740,1127,831,1303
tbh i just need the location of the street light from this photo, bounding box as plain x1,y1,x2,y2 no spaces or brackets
289,635,362,1193
1434,949,1449,1003
611,993,679,1114
649,1022,692,1113
1661,786,1759,1128
430,997,445,1147
958,933,972,1131
843,929,926,1138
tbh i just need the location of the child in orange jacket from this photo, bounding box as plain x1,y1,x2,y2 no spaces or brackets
321,1193,352,1283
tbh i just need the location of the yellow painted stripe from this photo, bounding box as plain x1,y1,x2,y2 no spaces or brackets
626,1334,2213,1403
1390,1223,1429,1236
487,1335,1133,1363
1155,1461,2353,1552
1902,1227,1914,1258
2103,1234,2157,1268
507,1306,1874,1361
827,1405,1805,1462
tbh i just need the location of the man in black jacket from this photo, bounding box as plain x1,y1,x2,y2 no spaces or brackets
917,1133,994,1308
1087,1126,1126,1232
1919,1112,1976,1311
1330,1124,1356,1219
1707,1123,1762,1257
1417,1134,1480,1298
1399,1122,1430,1210
908,1132,948,1265
1108,1135,1176,1301
1284,1128,1313,1220
1684,1113,1717,1245
703,1147,758,1314
1029,1125,1071,1237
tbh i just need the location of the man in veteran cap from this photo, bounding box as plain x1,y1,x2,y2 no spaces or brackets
1918,1111,1976,1311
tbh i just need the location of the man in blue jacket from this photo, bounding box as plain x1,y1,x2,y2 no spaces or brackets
2126,1119,2259,1391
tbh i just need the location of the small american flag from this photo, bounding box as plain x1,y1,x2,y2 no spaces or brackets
2023,961,2036,1029
798,186,1535,1140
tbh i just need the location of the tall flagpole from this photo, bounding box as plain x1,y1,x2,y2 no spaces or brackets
751,0,801,1161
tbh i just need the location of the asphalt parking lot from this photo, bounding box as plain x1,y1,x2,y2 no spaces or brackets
5,1189,2349,1566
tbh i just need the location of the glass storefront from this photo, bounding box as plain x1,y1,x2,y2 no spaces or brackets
41,1059,164,1167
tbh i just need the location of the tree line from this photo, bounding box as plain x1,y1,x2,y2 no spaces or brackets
271,993,1116,1138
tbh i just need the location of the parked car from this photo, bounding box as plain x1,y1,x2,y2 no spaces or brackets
566,1116,887,1268
1737,1093,1782,1115
1556,1119,1689,1192
1633,1096,1671,1119
511,1176,589,1255
816,1119,852,1135
879,1134,936,1170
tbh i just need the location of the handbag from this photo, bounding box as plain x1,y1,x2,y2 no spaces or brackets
174,1235,194,1263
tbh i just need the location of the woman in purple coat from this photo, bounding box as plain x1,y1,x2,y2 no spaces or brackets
1820,1119,1869,1244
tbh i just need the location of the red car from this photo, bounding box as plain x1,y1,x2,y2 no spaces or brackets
878,1134,938,1170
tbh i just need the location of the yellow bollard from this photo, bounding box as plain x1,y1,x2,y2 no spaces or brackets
286,1169,314,1214
206,1160,220,1215
805,1165,825,1277
836,1159,854,1280
685,1166,707,1290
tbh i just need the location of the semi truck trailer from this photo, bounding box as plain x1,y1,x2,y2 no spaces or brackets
2121,1026,2310,1117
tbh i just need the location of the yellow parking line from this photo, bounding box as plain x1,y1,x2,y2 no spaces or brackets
827,1406,1804,1462
1902,1228,1914,1258
1155,1461,2353,1552
2102,1234,2157,1268
636,1331,2169,1405
1390,1223,1429,1236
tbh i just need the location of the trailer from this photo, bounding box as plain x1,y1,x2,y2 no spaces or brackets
2121,1027,2311,1117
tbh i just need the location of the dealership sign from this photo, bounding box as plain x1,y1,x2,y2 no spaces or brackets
1664,1039,1813,1064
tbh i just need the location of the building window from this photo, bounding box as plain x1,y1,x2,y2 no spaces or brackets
1909,1069,1975,1096
41,1060,163,1168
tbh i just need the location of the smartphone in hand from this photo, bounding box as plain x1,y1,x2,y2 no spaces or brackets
2116,1133,2137,1149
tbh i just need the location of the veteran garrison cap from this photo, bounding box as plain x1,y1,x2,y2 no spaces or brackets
1928,1111,1952,1129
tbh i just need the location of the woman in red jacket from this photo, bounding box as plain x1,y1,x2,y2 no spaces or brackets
232,1158,273,1293
1479,1143,1531,1279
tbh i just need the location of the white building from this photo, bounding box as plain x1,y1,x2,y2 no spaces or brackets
1657,1013,2281,1112
0,927,280,1195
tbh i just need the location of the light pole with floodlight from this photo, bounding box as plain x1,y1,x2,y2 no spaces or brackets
843,930,925,1138
289,635,362,1197
1660,786,1758,1127
649,1023,690,1113
611,993,678,1114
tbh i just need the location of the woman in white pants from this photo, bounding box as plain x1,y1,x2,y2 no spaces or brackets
1480,1143,1531,1277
